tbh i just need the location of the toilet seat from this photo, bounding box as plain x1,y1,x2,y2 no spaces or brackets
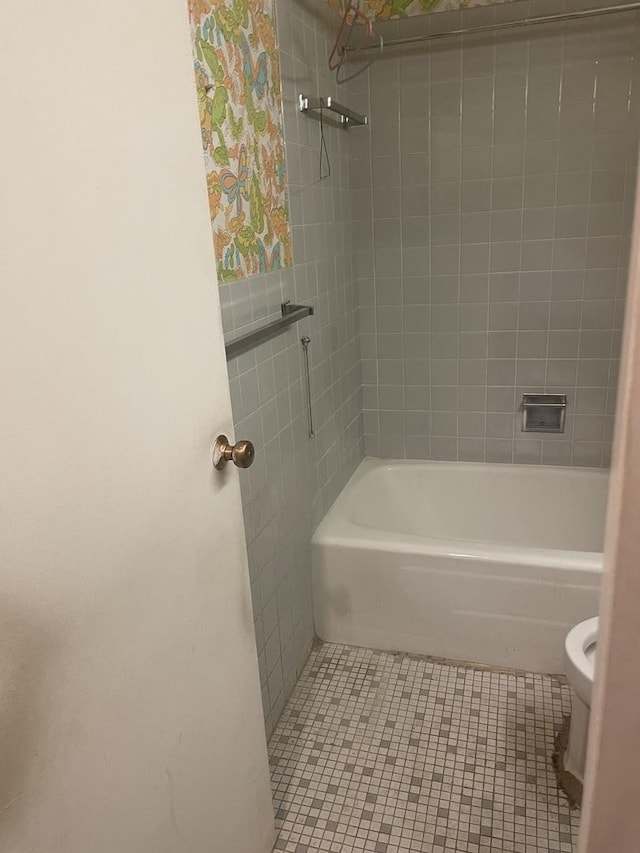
564,617,598,707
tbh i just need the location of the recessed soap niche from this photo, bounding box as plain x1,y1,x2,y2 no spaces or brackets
522,393,567,434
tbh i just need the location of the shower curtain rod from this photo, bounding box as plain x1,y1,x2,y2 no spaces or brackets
346,2,640,54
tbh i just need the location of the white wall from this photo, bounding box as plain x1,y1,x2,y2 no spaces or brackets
0,1,273,850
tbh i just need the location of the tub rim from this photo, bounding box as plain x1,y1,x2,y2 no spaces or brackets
313,457,606,573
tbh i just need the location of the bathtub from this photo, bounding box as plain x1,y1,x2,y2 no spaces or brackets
312,459,608,673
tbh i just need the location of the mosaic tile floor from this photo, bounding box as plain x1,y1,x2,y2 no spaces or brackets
269,643,580,853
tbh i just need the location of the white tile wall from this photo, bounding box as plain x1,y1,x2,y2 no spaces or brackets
221,0,365,736
359,0,640,466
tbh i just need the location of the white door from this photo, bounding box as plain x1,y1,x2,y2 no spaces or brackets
0,2,274,852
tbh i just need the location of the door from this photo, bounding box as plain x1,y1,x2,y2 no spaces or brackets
578,173,640,852
0,2,274,852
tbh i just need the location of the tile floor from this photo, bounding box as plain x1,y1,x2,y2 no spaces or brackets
269,643,580,853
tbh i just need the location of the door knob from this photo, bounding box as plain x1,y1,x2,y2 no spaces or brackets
212,435,255,471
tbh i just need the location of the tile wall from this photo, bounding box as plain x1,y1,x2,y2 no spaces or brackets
357,0,640,466
221,1,365,736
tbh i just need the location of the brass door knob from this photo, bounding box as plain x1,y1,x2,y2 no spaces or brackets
212,435,255,471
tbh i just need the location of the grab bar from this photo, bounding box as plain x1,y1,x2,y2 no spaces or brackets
225,301,314,361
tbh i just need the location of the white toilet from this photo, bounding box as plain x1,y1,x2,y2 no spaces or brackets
564,617,599,783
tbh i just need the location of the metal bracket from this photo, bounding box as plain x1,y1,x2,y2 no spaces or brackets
298,94,368,129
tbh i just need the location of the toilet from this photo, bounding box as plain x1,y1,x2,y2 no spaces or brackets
564,617,599,784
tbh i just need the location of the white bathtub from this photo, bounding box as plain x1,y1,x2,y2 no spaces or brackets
312,459,608,673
